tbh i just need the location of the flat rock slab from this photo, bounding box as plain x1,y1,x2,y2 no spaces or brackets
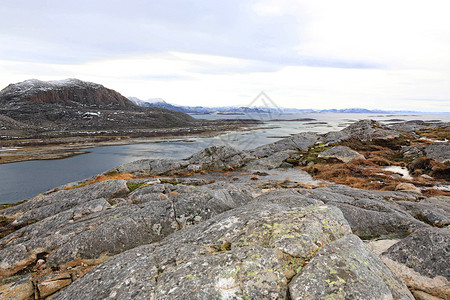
384,227,450,280
289,234,413,300
53,195,353,299
318,145,365,163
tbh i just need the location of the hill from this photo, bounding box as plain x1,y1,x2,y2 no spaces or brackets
0,79,197,132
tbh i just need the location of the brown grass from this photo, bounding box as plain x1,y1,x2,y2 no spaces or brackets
65,173,136,190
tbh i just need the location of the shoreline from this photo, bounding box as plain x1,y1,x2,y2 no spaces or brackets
0,124,274,164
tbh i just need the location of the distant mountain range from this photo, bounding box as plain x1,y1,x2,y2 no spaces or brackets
128,97,420,115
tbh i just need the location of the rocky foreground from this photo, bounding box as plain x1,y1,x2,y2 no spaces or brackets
0,120,449,299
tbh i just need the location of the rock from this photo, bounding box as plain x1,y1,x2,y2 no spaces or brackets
411,290,444,300
289,234,414,299
187,145,246,170
381,257,450,299
318,145,365,163
395,200,450,227
325,120,402,143
245,151,291,170
0,274,34,300
341,119,402,141
1,180,128,226
384,227,450,280
426,142,450,163
37,273,72,298
402,145,425,159
366,239,401,255
52,195,352,299
298,185,427,239
249,132,321,157
395,183,422,194
46,183,252,266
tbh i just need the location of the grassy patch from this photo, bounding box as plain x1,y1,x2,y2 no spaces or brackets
65,172,136,190
126,181,147,193
0,199,27,210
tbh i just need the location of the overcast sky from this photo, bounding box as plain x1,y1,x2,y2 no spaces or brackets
1,0,449,111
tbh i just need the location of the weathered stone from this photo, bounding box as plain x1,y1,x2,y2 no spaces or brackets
411,290,444,300
381,257,450,299
37,273,72,298
2,180,128,226
0,274,34,300
245,151,291,170
52,196,352,299
318,145,365,163
298,185,427,239
249,132,321,157
0,244,36,279
341,119,402,141
395,182,422,194
384,227,450,280
395,200,450,227
289,234,414,300
425,142,450,163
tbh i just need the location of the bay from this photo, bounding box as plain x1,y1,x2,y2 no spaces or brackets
1,112,448,204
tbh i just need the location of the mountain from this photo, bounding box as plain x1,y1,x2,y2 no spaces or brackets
128,97,417,115
0,79,197,133
0,79,136,109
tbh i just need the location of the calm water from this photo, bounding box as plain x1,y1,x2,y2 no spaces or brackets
1,113,449,204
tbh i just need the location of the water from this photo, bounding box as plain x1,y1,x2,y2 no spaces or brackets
1,113,449,204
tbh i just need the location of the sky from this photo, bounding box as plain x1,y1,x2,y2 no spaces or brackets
0,0,449,112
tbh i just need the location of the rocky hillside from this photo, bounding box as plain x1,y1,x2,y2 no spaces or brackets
0,120,449,299
0,79,197,132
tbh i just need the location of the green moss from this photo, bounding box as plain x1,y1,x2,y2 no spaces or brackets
104,170,119,177
0,199,27,210
126,181,147,192
159,178,180,185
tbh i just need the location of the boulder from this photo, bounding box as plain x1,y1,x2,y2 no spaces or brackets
340,120,401,141
289,234,413,299
245,151,291,170
395,183,422,194
425,142,450,163
249,132,321,157
318,145,365,163
381,257,450,299
298,185,427,239
0,274,34,300
52,194,352,299
384,227,450,280
0,180,129,226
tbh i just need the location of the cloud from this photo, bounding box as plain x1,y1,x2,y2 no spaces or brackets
0,0,449,111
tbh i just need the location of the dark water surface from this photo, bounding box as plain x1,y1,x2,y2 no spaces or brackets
1,113,448,204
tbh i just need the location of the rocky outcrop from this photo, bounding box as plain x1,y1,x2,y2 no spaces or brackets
289,235,413,299
324,119,401,143
0,119,449,299
383,227,450,280
425,142,450,163
318,145,365,163
51,194,351,299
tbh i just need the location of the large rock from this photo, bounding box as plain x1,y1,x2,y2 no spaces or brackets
298,185,428,239
52,193,352,299
289,234,413,299
0,179,129,225
249,132,321,157
425,142,450,163
383,227,450,280
245,151,291,170
318,145,365,163
324,120,401,143
116,145,246,175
